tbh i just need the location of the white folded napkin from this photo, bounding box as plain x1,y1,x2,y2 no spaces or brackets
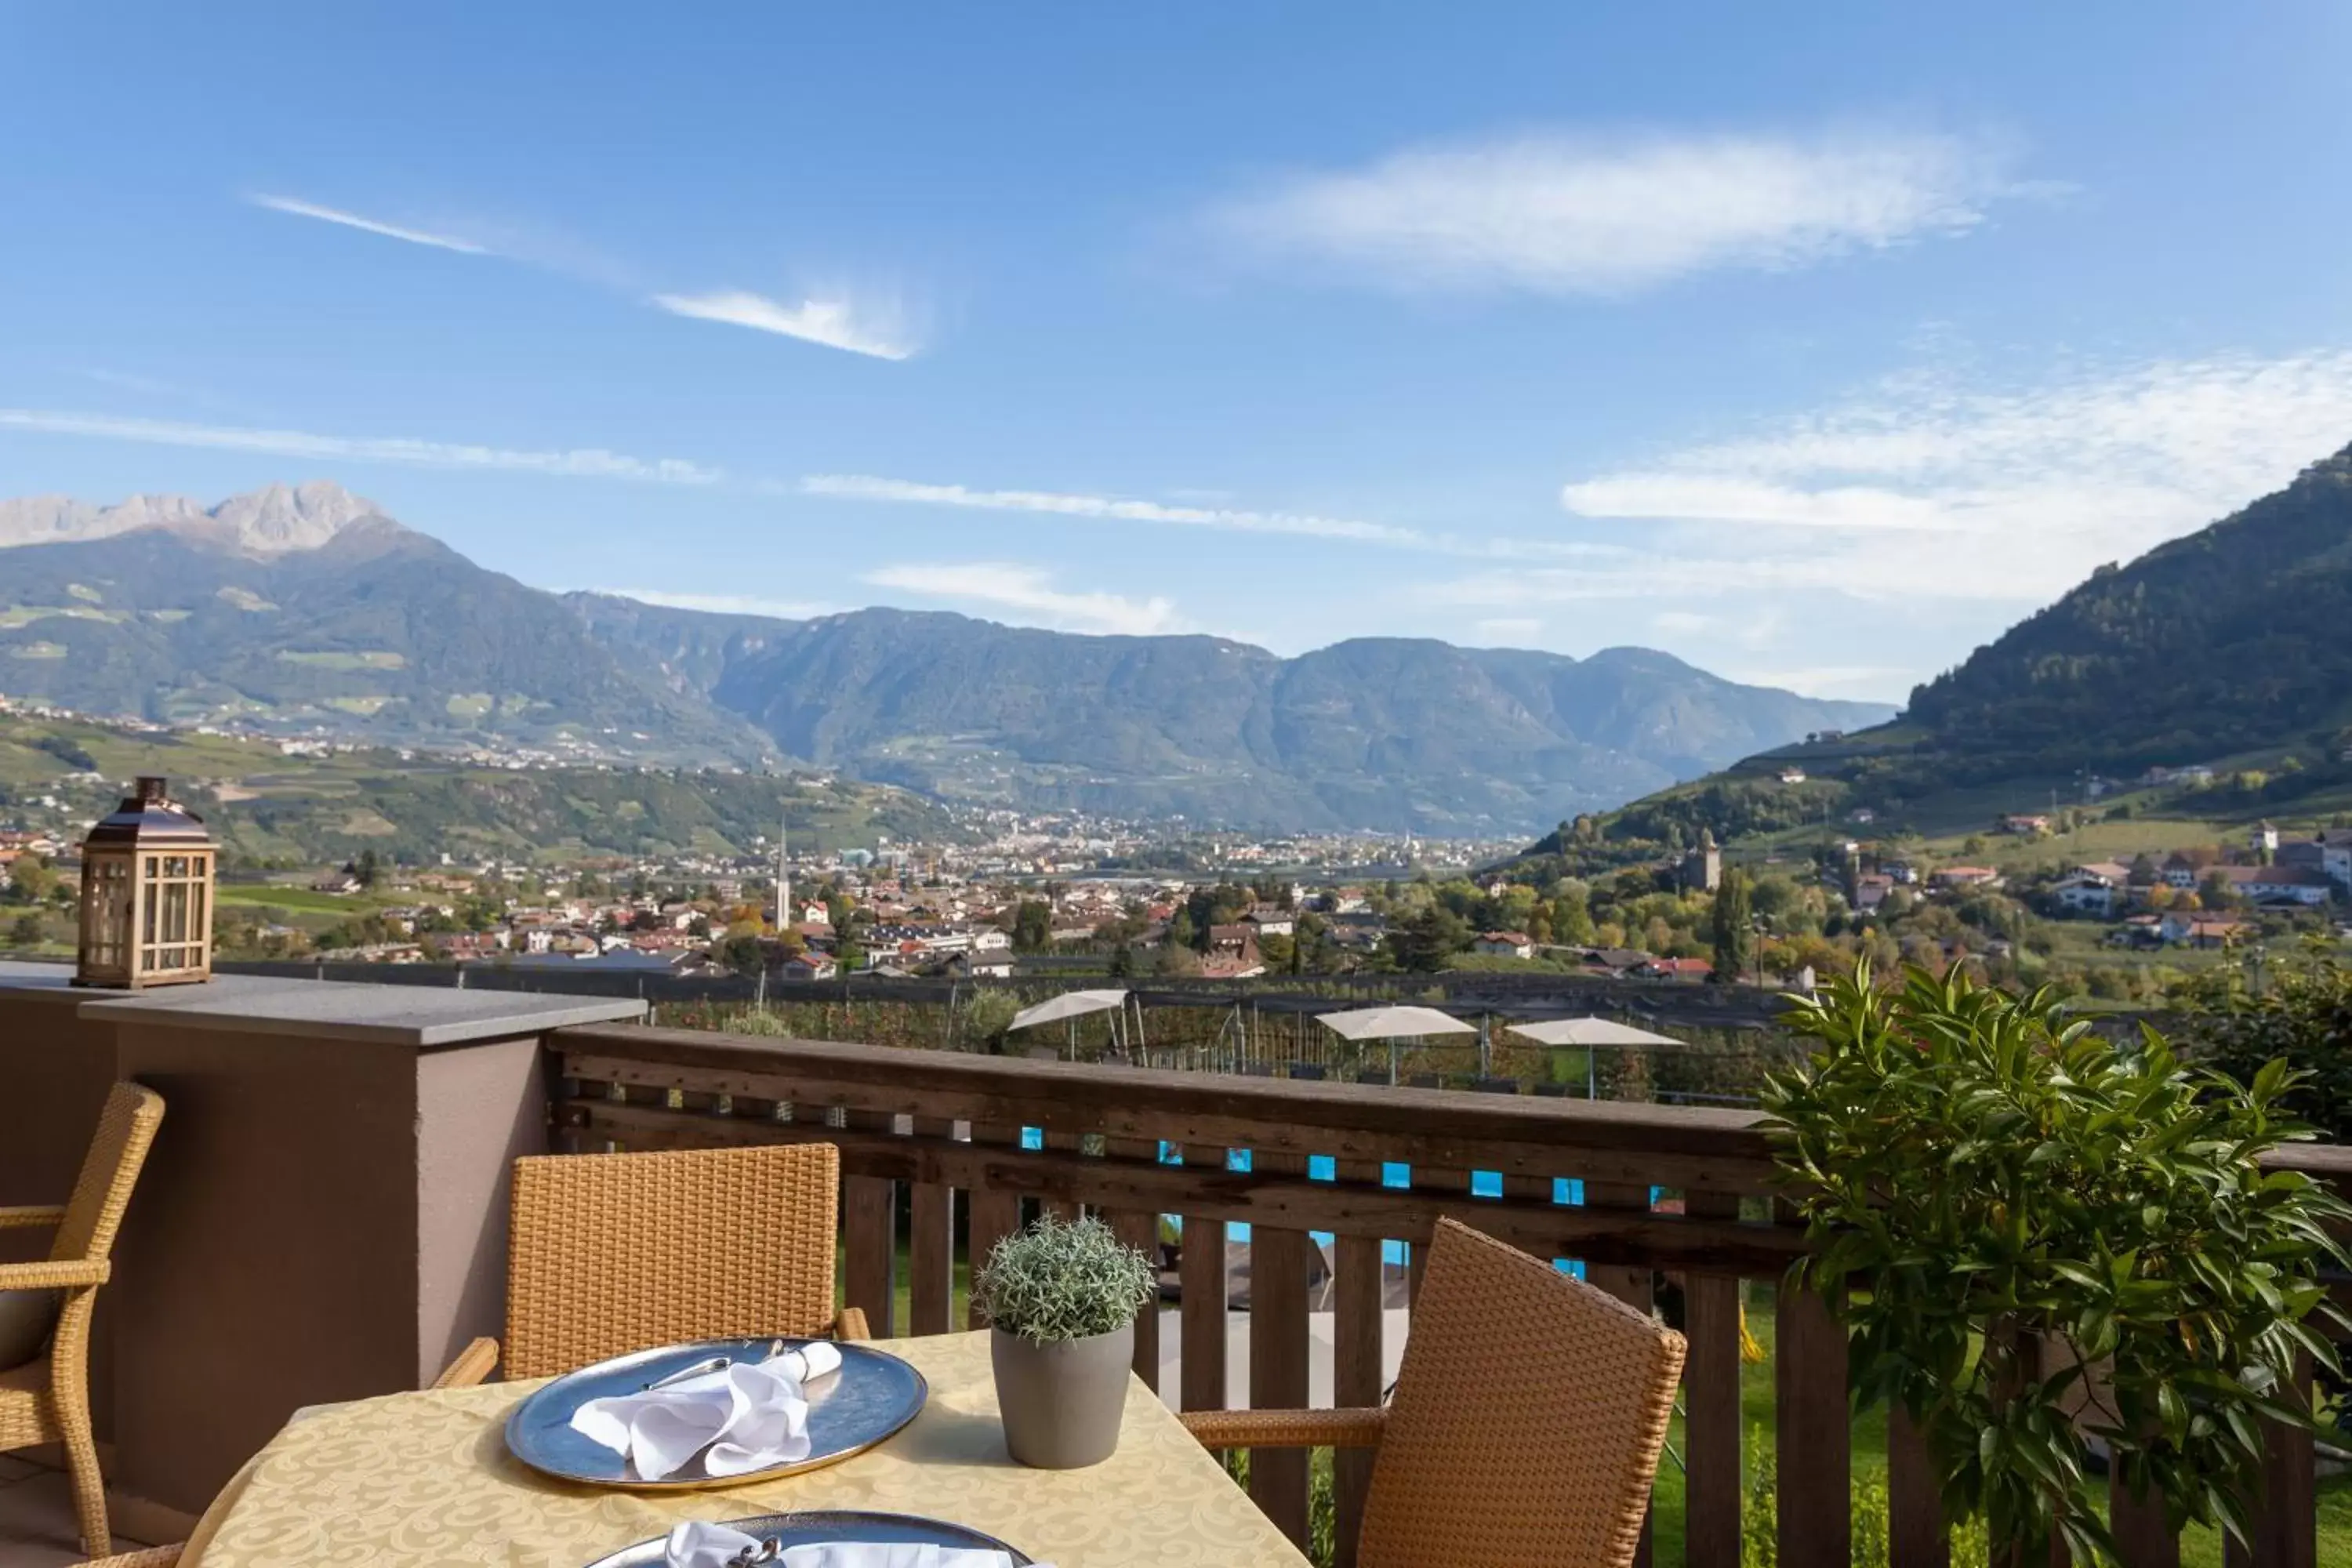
664,1521,1044,1568
571,1342,845,1481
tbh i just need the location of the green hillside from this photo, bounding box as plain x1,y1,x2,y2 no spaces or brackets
0,710,961,865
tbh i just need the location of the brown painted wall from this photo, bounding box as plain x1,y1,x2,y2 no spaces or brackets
0,987,122,1214
108,1022,423,1513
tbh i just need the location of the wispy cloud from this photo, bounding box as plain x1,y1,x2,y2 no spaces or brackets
0,408,721,485
864,561,1185,637
1544,347,2352,606
655,290,918,361
246,194,488,255
1210,127,2037,294
245,194,918,362
804,474,1425,545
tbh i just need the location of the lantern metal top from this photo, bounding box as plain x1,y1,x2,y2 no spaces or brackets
83,775,215,848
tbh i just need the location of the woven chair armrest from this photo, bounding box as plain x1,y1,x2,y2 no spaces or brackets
432,1336,501,1388
0,1204,66,1230
74,1548,183,1568
0,1257,108,1290
834,1306,872,1341
1180,1407,1388,1450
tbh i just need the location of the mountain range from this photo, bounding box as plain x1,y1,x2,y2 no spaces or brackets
0,482,1891,834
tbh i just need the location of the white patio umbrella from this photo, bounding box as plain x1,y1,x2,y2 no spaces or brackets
1315,1005,1476,1084
1009,988,1131,1058
1505,1016,1681,1098
1504,1017,1682,1047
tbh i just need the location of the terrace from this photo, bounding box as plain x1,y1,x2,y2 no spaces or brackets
0,959,2339,1566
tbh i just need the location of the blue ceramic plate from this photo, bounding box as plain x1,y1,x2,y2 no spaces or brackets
580,1510,1033,1566
506,1338,928,1491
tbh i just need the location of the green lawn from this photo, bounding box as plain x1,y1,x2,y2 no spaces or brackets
213,883,397,915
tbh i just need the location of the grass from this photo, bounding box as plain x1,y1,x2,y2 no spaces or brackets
212,883,401,915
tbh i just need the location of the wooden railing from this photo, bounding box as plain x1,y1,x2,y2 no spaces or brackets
550,1022,2336,1568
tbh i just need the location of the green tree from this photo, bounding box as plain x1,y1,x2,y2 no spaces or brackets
2179,942,2352,1141
716,932,767,975
1389,906,1469,972
7,911,42,949
1011,899,1054,953
1709,868,1754,982
354,849,383,889
5,855,54,905
1550,886,1595,946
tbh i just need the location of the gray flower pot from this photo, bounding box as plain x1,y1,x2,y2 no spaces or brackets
991,1322,1132,1469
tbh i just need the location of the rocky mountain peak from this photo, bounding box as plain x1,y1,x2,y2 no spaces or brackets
0,480,390,556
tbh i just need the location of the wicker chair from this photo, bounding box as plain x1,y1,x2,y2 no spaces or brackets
439,1142,869,1387
0,1082,166,1558
1182,1216,1686,1568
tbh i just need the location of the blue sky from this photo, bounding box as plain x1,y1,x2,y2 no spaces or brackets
5,3,2352,702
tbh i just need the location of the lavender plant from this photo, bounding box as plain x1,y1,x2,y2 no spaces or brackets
975,1214,1155,1344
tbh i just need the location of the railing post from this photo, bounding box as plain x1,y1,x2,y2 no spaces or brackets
1777,1272,1852,1568
841,1108,896,1336
1588,1180,1657,1568
1247,1151,1312,1551
1886,1405,1947,1568
906,1115,956,1336
1102,1135,1162,1390
964,1123,1023,1330
1331,1156,1385,1568
2249,1349,2316,1568
1682,1192,1745,1568
1178,1145,1229,1414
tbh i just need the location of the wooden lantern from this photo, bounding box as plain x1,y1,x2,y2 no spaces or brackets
76,775,217,989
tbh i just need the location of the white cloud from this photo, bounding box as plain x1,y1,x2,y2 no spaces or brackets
1546,347,2352,608
1211,128,2031,293
1722,664,1913,700
654,290,917,361
246,194,488,255
804,473,1426,545
1471,617,1543,644
586,589,837,620
864,561,1185,637
1561,474,1960,532
0,408,722,485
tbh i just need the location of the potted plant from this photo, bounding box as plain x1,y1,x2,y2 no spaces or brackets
975,1212,1156,1468
1762,962,2349,1563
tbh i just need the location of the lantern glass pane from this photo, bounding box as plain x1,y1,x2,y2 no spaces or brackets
82,855,130,971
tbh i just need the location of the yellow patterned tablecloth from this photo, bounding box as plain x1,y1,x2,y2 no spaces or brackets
183,1330,1308,1568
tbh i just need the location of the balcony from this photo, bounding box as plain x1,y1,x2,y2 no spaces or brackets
0,960,2341,1567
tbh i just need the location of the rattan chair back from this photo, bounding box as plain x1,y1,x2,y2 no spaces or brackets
503,1143,842,1378
1356,1217,1686,1568
50,1082,165,1265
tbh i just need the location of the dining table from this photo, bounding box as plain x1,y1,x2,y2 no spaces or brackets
176,1329,1312,1568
